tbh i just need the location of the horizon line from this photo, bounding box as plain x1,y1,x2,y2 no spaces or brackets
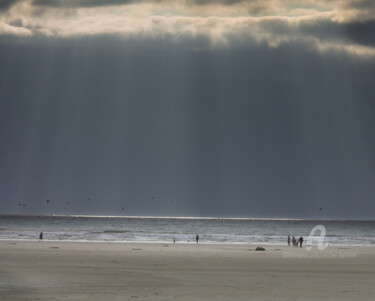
0,213,374,222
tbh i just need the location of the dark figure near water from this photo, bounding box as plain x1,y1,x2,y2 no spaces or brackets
196,234,199,244
39,232,43,241
292,236,296,245
287,235,290,246
298,237,304,248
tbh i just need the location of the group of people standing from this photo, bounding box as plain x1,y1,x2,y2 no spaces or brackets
288,235,303,247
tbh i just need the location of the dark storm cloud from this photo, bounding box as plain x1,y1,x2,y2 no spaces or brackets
342,20,375,47
296,18,375,47
0,0,22,10
345,0,375,9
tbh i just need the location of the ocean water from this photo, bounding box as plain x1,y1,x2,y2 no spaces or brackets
0,215,374,246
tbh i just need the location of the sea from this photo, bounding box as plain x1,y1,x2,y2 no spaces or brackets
0,215,375,246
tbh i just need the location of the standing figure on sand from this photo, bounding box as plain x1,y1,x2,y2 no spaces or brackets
196,234,199,244
39,232,43,241
288,235,303,248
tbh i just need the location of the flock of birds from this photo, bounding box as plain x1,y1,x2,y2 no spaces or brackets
17,195,322,214
18,197,126,212
17,192,173,212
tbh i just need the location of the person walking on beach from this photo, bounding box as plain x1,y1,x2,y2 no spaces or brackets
298,237,303,248
292,236,296,245
196,234,199,244
39,232,43,241
288,235,290,246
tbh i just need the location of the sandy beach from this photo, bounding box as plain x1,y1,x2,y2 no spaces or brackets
1,241,374,300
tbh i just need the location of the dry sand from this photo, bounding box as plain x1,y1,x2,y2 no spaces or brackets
1,240,374,300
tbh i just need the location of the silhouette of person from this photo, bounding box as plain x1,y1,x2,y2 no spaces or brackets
39,232,43,241
299,237,303,248
196,234,199,244
287,235,290,246
292,236,296,245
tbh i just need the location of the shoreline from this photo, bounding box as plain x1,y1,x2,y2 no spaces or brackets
1,238,375,248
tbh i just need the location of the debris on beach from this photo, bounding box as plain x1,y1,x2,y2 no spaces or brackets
255,247,265,251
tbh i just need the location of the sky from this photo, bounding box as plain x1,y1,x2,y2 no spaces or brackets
0,0,375,219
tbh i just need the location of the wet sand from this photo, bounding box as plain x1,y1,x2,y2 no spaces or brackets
1,241,374,300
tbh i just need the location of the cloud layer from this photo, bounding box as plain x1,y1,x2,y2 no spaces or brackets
1,0,374,56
